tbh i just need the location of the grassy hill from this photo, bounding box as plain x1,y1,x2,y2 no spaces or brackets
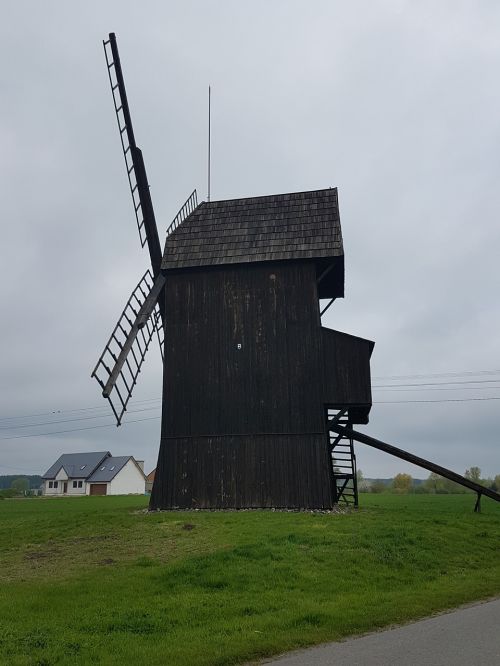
0,494,499,665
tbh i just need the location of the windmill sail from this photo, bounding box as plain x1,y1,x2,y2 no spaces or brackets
103,33,164,291
94,34,201,425
91,271,164,425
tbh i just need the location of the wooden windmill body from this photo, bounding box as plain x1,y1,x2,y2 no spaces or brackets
152,190,373,509
94,35,500,512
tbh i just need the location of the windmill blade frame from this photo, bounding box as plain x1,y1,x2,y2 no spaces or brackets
91,271,164,426
103,33,164,288
95,34,201,426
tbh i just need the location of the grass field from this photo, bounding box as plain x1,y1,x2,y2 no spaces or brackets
0,494,499,665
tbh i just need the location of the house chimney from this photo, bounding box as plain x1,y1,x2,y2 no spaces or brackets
135,459,144,472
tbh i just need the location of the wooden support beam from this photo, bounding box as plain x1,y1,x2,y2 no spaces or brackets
327,408,348,431
330,423,500,507
320,298,336,317
329,432,345,451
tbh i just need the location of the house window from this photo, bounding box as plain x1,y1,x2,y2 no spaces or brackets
53,481,58,488
48,481,53,488
73,481,77,488
78,481,83,488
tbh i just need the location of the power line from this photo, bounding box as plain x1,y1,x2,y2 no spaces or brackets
2,394,500,442
373,369,500,380
0,416,161,442
2,368,500,424
0,396,162,423
374,385,500,393
375,396,500,404
0,405,161,431
2,370,500,429
373,379,500,389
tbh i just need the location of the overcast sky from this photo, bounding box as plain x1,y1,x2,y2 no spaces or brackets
1,1,499,481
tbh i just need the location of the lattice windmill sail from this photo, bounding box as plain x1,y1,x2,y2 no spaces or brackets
92,33,196,425
103,33,161,258
92,33,500,512
91,270,164,425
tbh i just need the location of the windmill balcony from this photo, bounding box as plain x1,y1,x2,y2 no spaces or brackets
322,327,374,425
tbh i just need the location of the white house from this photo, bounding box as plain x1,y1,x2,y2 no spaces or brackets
42,451,146,496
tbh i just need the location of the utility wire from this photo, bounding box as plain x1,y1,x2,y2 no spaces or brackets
373,369,500,380
2,371,500,426
0,416,161,441
373,379,500,388
0,405,161,431
2,395,500,442
0,397,162,423
374,385,500,393
1,376,498,423
375,396,500,404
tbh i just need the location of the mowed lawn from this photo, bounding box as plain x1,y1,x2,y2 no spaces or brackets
0,494,499,665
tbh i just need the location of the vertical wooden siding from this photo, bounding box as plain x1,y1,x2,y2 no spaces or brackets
154,435,332,509
150,261,333,509
164,261,324,436
322,328,373,422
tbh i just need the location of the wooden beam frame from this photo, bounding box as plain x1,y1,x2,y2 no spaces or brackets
329,422,500,510
320,297,336,317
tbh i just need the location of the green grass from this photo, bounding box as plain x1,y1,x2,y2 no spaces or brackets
0,494,499,665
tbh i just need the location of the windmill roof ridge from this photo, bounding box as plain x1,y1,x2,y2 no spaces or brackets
202,186,338,207
162,186,343,273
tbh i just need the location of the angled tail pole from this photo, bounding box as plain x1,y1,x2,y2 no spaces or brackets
329,423,500,512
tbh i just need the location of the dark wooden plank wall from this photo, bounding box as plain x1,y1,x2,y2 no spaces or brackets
154,435,331,509
322,328,373,421
163,261,324,436
150,261,333,509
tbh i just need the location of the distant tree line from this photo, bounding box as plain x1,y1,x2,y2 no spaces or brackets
0,475,42,499
0,475,41,490
357,468,500,494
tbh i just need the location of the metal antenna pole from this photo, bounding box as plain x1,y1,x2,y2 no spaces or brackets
208,85,211,202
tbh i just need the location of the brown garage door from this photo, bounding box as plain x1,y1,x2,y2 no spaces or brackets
89,484,107,496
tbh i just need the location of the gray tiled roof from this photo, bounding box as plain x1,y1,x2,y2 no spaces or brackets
42,451,110,479
86,456,136,483
161,188,343,271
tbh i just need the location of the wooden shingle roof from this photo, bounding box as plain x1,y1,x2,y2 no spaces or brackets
161,188,343,271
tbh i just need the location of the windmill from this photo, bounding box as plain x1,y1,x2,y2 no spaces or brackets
92,33,500,512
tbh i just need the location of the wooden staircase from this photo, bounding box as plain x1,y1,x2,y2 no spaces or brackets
327,409,358,507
